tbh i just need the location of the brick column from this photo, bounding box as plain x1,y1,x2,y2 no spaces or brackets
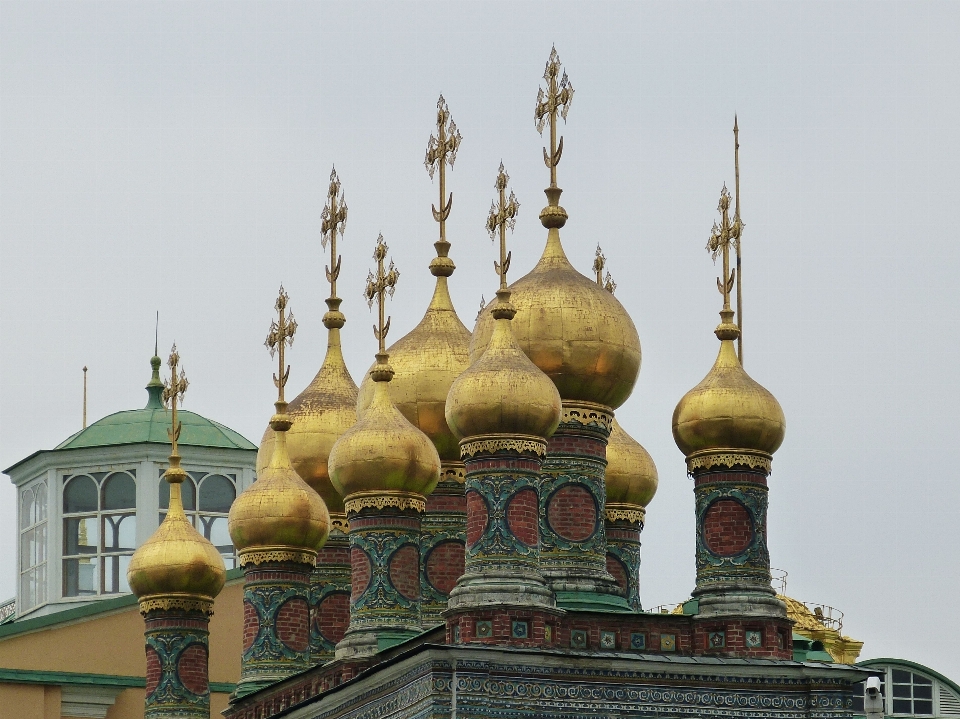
236,556,314,697
445,436,561,647
538,402,627,610
309,518,351,662
335,492,424,660
604,504,645,611
689,456,792,659
141,602,213,719
419,462,466,626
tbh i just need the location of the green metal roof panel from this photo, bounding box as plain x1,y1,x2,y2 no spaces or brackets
54,408,256,451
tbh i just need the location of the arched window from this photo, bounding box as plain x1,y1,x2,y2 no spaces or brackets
62,470,137,597
19,480,48,610
160,471,238,569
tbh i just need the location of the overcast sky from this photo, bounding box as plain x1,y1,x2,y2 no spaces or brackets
2,0,959,678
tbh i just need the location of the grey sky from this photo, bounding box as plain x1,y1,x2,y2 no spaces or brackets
2,1,958,678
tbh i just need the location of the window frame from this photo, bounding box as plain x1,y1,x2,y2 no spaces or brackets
159,470,238,570
18,478,49,611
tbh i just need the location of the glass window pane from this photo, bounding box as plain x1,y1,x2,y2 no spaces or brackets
36,563,46,604
851,682,864,712
35,482,47,522
103,514,136,551
63,557,98,597
913,684,932,699
202,516,232,551
35,525,46,564
892,698,912,714
893,684,911,698
913,673,932,685
20,529,35,571
102,554,133,594
159,478,195,511
20,489,34,529
64,517,98,555
20,569,36,609
914,699,933,714
64,475,98,513
892,669,911,684
199,475,235,513
221,553,236,570
102,472,136,510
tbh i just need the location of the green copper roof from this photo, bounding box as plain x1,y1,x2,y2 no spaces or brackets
54,355,256,452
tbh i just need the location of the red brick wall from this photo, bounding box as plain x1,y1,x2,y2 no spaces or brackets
351,547,372,601
388,544,420,600
465,491,488,548
316,591,350,644
606,553,628,592
506,489,539,546
177,643,209,695
694,471,767,487
275,598,310,652
702,499,753,556
316,544,350,567
425,540,465,595
547,485,597,541
427,493,466,512
547,434,606,459
145,645,161,696
242,600,259,652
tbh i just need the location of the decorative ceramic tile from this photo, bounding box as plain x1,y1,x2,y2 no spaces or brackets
708,631,726,649
452,625,461,643
660,634,676,652
511,621,528,639
600,631,616,649
544,624,553,643
476,620,492,638
630,632,646,650
570,629,587,649
745,630,762,648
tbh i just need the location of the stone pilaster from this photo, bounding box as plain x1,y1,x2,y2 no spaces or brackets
445,435,561,647
604,504,645,612
308,518,351,663
335,492,424,660
237,555,314,697
419,462,466,626
538,401,627,610
141,600,213,719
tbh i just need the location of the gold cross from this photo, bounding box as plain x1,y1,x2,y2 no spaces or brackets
706,185,739,312
485,163,520,290
264,286,298,403
535,46,574,189
320,166,348,301
364,234,399,355
593,245,607,285
424,95,462,245
161,343,189,468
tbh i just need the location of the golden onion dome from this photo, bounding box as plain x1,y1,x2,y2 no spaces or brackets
447,290,562,440
128,465,226,603
229,407,330,558
356,254,470,462
605,419,658,508
258,299,357,516
470,228,641,410
672,313,785,458
329,360,441,500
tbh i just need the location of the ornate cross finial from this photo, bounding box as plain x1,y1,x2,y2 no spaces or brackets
477,295,486,321
424,95,462,248
320,166,348,301
161,343,189,475
604,272,617,295
485,163,520,291
264,286,298,405
535,46,574,190
364,234,400,358
593,245,607,285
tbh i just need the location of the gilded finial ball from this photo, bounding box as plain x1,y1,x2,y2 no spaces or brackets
470,233,641,410
672,339,785,458
447,294,562,441
330,379,441,500
605,419,658,509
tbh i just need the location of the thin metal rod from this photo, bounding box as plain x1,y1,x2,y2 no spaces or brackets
82,366,88,428
734,116,743,365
